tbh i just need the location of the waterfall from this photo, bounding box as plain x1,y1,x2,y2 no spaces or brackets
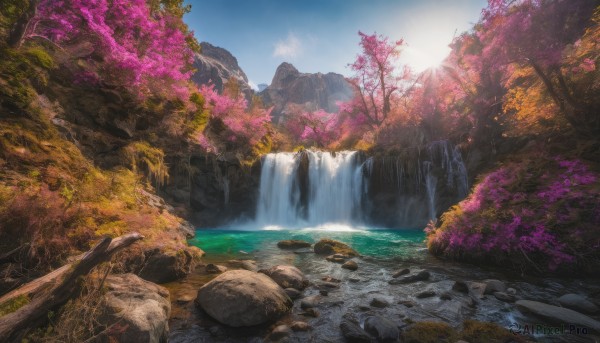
306,151,363,225
255,153,300,226
255,151,365,228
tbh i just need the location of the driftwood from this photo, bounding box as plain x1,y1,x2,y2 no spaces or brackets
0,233,143,342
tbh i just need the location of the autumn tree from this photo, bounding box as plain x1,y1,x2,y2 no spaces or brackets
479,0,598,136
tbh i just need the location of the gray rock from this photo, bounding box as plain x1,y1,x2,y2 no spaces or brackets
300,295,320,309
452,280,469,294
342,260,358,271
392,268,410,278
516,300,600,332
98,274,170,343
284,288,302,299
466,281,487,299
196,270,292,327
558,294,599,314
260,265,309,290
205,263,227,274
399,300,416,308
270,325,291,340
507,287,517,295
138,249,195,284
389,270,430,284
340,314,371,343
416,290,436,298
484,279,507,294
370,297,390,308
494,292,516,303
277,240,312,249
299,308,319,317
227,259,258,272
364,315,400,342
290,321,311,331
440,292,452,300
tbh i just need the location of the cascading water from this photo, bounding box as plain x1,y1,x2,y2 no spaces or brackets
255,151,365,228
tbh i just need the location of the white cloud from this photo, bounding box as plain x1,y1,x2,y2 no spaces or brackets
273,33,302,59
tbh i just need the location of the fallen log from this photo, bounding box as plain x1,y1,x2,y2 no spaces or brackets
0,233,143,342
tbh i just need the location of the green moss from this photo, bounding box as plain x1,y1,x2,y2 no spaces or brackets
25,47,55,69
0,294,30,317
460,320,520,343
402,322,459,343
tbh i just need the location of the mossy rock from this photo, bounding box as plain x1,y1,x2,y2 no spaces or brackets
402,321,458,343
314,239,358,256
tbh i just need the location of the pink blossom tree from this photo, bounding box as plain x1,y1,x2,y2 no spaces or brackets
284,109,339,147
20,0,195,97
341,32,413,129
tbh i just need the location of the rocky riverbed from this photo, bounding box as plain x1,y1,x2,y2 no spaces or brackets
165,236,600,342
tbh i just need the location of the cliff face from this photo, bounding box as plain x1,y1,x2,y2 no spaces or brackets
191,42,254,99
259,62,353,123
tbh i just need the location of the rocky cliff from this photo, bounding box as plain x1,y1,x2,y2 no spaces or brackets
192,42,253,99
259,63,353,123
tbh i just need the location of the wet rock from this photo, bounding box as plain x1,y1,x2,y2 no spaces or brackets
326,254,348,263
97,274,170,343
466,281,486,299
277,240,312,249
205,263,227,274
392,268,410,278
318,281,340,289
290,321,311,331
399,300,416,308
176,294,195,304
196,270,292,327
516,300,600,331
340,313,371,343
370,297,390,308
507,287,517,295
349,277,361,283
260,265,309,290
364,315,400,342
227,259,258,272
493,292,516,303
314,239,359,256
321,276,341,283
270,325,292,340
440,292,452,300
284,288,302,299
416,290,436,298
452,280,469,294
342,260,358,271
300,295,320,309
558,294,599,314
319,290,329,296
484,279,506,295
299,308,319,317
389,270,430,284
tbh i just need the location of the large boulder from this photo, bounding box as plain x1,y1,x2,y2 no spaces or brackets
259,265,309,290
97,274,171,343
196,270,293,327
364,315,400,342
314,239,359,256
558,294,599,314
137,248,198,284
516,300,600,332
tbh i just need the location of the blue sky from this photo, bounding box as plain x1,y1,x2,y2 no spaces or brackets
184,0,488,88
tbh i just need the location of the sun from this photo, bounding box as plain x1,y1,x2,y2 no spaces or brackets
400,39,451,73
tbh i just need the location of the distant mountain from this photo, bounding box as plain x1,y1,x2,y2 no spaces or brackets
257,83,269,92
259,63,353,123
191,42,253,99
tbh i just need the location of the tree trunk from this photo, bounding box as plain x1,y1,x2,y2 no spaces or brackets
0,233,143,342
7,0,40,48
